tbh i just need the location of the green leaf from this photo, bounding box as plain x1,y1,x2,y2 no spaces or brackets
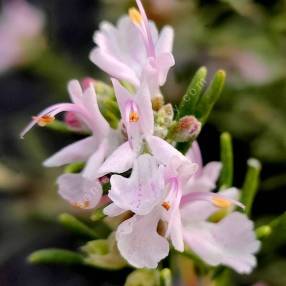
240,158,261,216
219,132,234,189
195,70,226,124
64,162,85,173
28,249,84,265
125,269,160,286
256,225,272,239
58,213,99,239
176,66,207,119
261,212,286,253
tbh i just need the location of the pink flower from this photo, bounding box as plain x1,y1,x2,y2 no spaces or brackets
98,67,185,176
0,0,45,73
180,142,260,274
104,154,197,268
21,80,122,209
89,0,174,95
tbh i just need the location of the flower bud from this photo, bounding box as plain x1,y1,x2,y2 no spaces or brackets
81,77,96,90
152,96,164,111
171,115,201,142
156,103,174,127
64,111,88,132
82,233,127,270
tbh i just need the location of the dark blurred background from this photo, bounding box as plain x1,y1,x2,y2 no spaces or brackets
0,0,286,285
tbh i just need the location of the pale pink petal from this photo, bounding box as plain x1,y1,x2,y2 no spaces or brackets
146,135,185,165
184,177,216,194
135,0,156,57
156,26,174,54
135,68,155,135
155,52,175,86
82,141,107,180
104,203,126,217
116,209,169,268
183,212,260,274
109,154,165,215
181,190,244,210
67,80,83,105
98,142,136,176
43,137,96,167
186,141,203,171
111,78,133,119
181,187,241,223
57,173,102,210
89,48,139,86
203,162,222,183
111,78,143,151
81,86,110,137
169,209,184,252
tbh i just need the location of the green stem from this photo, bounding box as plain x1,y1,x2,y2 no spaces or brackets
241,158,261,216
58,213,100,239
219,132,233,189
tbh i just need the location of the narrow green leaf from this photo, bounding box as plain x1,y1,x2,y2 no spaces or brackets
260,213,286,253
256,225,272,239
58,213,99,239
64,162,85,173
28,249,84,265
160,268,172,286
219,132,233,189
241,158,261,216
176,66,207,119
195,70,226,124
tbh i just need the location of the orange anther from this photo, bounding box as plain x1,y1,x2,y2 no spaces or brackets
33,115,55,127
162,202,171,211
129,111,139,123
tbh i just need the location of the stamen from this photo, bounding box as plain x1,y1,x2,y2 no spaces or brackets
128,7,142,25
212,197,232,209
129,111,139,123
33,115,55,127
162,202,171,211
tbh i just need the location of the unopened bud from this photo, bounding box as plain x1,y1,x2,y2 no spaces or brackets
64,111,88,132
152,96,164,111
171,116,201,142
156,103,174,127
81,77,96,91
154,126,168,139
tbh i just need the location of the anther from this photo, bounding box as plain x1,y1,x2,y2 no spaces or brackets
162,202,171,211
33,115,55,127
129,111,139,123
212,197,232,209
129,7,142,25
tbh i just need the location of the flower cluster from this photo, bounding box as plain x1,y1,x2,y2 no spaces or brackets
22,0,260,274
